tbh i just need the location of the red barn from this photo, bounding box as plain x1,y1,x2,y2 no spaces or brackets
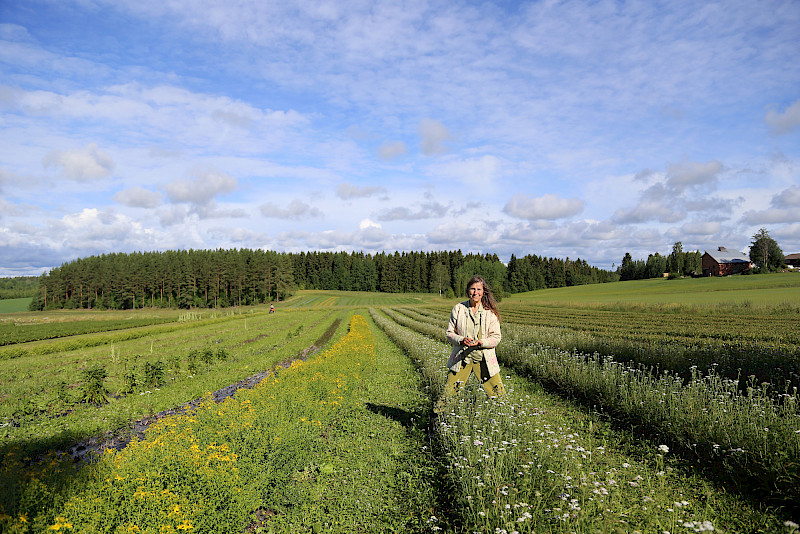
702,246,752,276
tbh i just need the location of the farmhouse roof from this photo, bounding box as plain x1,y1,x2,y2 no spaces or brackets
704,246,751,265
786,253,800,261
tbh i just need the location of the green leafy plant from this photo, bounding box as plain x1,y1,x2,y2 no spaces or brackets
142,360,165,388
79,363,108,404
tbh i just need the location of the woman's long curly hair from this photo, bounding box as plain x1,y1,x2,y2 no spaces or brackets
465,275,501,322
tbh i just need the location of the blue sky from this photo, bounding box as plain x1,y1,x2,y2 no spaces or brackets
1,0,799,277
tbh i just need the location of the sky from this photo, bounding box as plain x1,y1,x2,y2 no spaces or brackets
1,0,799,277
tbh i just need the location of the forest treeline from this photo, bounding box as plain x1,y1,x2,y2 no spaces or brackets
618,242,703,281
0,276,39,299
26,249,618,310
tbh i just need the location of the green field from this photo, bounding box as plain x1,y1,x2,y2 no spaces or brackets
505,271,800,308
1,279,799,532
0,297,32,314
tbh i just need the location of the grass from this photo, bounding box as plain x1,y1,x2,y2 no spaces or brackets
281,289,446,308
505,272,800,308
371,308,794,533
0,298,32,314
3,281,800,532
0,309,342,456
0,314,444,533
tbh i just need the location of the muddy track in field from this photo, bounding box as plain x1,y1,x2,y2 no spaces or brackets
63,319,342,464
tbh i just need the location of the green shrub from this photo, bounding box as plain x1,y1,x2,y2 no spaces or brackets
122,364,138,394
79,364,108,404
142,360,165,388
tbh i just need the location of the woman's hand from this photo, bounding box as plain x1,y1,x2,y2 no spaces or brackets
461,337,481,347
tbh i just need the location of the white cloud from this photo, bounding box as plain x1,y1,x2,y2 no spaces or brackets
336,182,387,200
612,201,684,224
378,141,407,160
765,98,800,135
741,208,799,224
419,118,451,156
42,143,114,181
504,193,584,221
164,166,237,205
113,186,162,208
260,199,323,220
772,185,800,207
378,201,451,221
665,159,723,191
682,221,721,235
359,218,381,230
740,185,800,224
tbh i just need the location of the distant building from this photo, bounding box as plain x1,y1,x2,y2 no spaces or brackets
786,253,800,268
702,246,752,276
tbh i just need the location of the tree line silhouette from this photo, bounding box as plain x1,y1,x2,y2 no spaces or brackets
28,249,618,310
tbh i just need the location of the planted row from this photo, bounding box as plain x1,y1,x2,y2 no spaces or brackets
1,310,335,456
371,308,789,532
0,314,441,533
413,303,800,392
388,306,800,512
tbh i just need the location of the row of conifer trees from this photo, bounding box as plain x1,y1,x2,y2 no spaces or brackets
29,248,618,310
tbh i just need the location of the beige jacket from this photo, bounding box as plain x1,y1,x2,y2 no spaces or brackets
446,301,502,376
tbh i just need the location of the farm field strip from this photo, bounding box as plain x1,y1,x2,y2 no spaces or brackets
425,301,800,347
504,274,800,307
371,308,790,533
0,311,264,361
417,303,800,389
0,316,179,346
0,314,442,533
386,306,800,512
0,310,342,455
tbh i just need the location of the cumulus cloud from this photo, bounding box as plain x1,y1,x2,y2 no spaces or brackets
419,118,451,155
336,182,387,200
260,199,323,219
504,193,584,221
359,219,381,230
681,221,721,235
378,141,407,160
765,98,800,135
665,159,723,191
378,201,451,221
612,201,684,224
42,143,114,181
164,166,237,205
741,185,800,224
113,186,162,208
772,185,800,207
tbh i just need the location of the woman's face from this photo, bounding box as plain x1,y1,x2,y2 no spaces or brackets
467,282,484,305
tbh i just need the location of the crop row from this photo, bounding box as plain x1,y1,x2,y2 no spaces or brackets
385,306,800,511
0,309,338,455
0,311,259,361
414,304,800,389
423,301,800,348
370,308,792,532
0,317,180,347
0,314,441,533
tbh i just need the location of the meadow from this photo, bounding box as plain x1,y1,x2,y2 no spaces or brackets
0,278,798,532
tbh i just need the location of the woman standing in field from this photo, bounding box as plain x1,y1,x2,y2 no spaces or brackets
436,275,504,411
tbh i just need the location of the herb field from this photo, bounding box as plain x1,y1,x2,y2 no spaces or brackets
1,285,799,533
